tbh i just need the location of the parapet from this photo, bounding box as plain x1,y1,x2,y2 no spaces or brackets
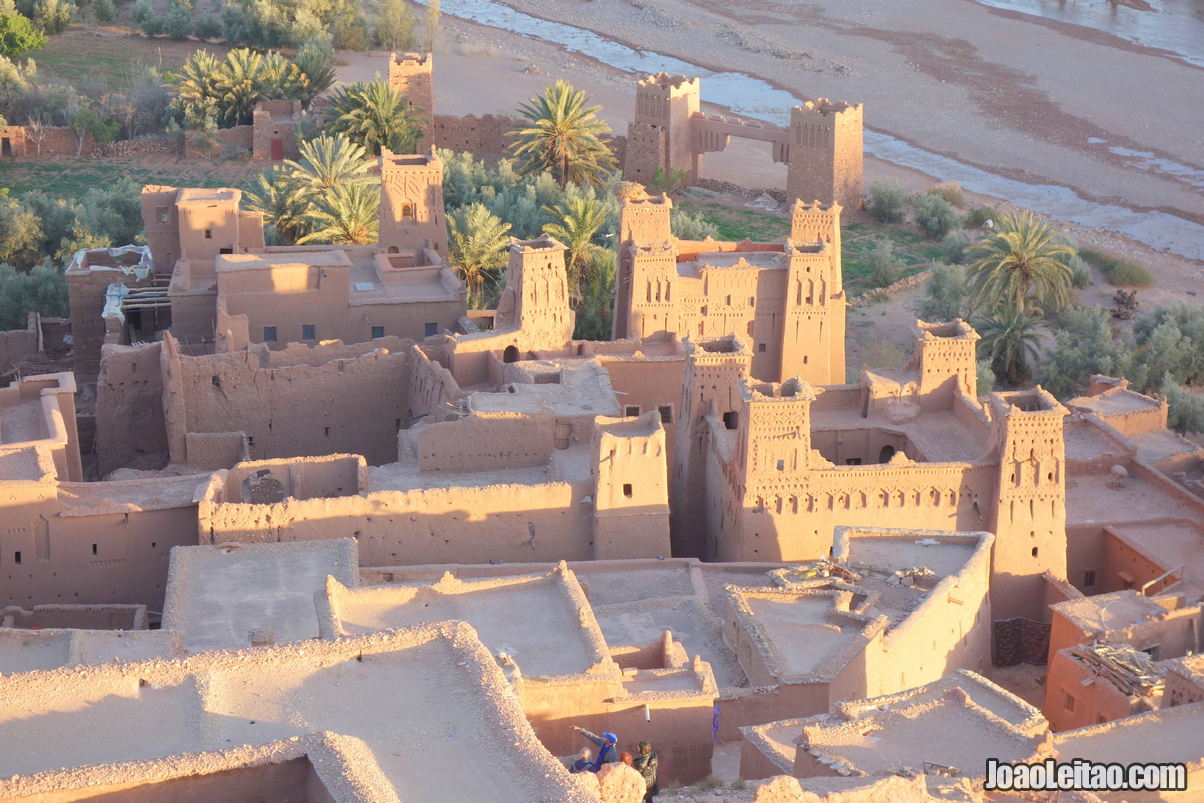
380,145,441,170
990,386,1068,418
390,51,432,68
916,318,979,342
510,233,566,254
637,72,700,95
740,377,816,403
793,98,863,117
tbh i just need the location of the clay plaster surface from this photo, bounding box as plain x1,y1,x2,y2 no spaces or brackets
845,537,976,579
1054,701,1204,765
745,595,863,676
162,540,359,652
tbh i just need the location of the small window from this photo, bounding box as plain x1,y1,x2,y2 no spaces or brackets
158,207,169,224
622,483,633,498
219,247,233,255
263,326,277,342
845,458,862,466
424,322,438,337
204,228,212,239
725,295,731,305
1064,691,1075,712
92,544,98,556
302,324,316,340
657,405,673,423
723,411,739,430
371,326,385,339
1031,547,1039,558
776,459,785,471
748,296,755,306
324,426,331,436
758,343,767,353
1083,570,1096,588
625,406,641,417
13,551,20,565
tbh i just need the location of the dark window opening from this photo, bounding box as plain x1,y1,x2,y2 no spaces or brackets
1031,547,1039,557
371,326,385,339
92,544,98,555
758,343,767,353
723,411,739,430
658,405,673,423
776,459,785,471
622,483,633,498
324,426,331,436
219,247,233,255
302,324,316,340
14,551,20,565
424,322,438,337
878,445,896,463
263,326,277,342
845,458,862,465
1083,570,1096,588
204,229,212,239
503,345,519,363
625,406,640,417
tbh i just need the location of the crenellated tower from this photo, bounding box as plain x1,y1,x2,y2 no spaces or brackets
613,190,677,340
987,388,1069,620
379,147,448,256
494,234,574,349
387,52,435,142
786,100,863,208
672,336,753,557
780,200,845,385
910,319,980,406
623,73,701,185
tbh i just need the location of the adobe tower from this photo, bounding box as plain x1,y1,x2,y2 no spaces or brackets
786,100,864,209
378,147,448,256
623,73,701,185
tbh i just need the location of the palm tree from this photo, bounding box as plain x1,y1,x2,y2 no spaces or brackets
297,182,380,245
292,41,337,108
510,80,616,189
449,203,511,308
326,81,423,156
244,168,306,245
213,48,264,127
966,211,1075,316
977,303,1043,385
542,193,610,305
283,134,376,196
259,51,307,103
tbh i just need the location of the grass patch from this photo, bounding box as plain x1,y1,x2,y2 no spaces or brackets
0,158,265,197
675,202,943,289
34,27,227,89
1078,245,1153,287
674,201,790,242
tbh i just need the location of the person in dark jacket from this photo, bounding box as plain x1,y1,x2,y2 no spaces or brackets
632,740,658,800
570,726,619,771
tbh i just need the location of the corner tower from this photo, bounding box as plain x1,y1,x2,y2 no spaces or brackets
786,99,863,207
623,73,701,185
387,52,434,126
780,200,845,384
613,189,676,340
379,147,448,256
494,234,574,348
987,388,1069,621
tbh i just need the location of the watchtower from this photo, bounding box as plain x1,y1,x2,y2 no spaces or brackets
623,73,700,185
613,190,675,340
388,52,434,122
987,388,1069,620
378,147,447,256
780,200,845,385
494,234,574,348
786,100,863,208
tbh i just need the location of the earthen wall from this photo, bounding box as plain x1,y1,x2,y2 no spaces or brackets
95,343,169,476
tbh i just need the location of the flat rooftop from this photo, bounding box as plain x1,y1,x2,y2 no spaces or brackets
802,672,1043,777
56,475,209,515
1070,388,1161,417
327,568,608,677
844,535,978,579
162,540,359,653
367,443,593,490
469,359,621,417
1055,701,1204,766
1050,590,1167,635
0,629,176,676
808,407,986,464
215,250,352,273
0,398,45,444
0,625,592,802
741,591,868,677
1107,521,1204,595
1067,471,1203,527
176,187,238,204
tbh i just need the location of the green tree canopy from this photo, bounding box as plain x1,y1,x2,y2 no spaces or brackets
325,81,422,156
0,12,47,58
510,80,616,189
449,202,511,308
966,211,1074,315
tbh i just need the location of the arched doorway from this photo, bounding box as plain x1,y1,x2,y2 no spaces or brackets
878,445,896,463
503,345,519,363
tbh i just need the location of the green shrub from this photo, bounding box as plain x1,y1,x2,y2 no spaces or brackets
1162,378,1204,435
35,0,72,34
648,166,692,195
866,181,906,223
0,261,68,329
963,205,998,229
1067,254,1091,289
164,2,193,39
912,192,959,240
1078,245,1152,287
670,208,717,240
865,240,903,288
926,180,964,208
92,0,114,23
939,230,968,264
0,11,47,57
917,261,973,322
976,359,996,395
192,12,221,39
